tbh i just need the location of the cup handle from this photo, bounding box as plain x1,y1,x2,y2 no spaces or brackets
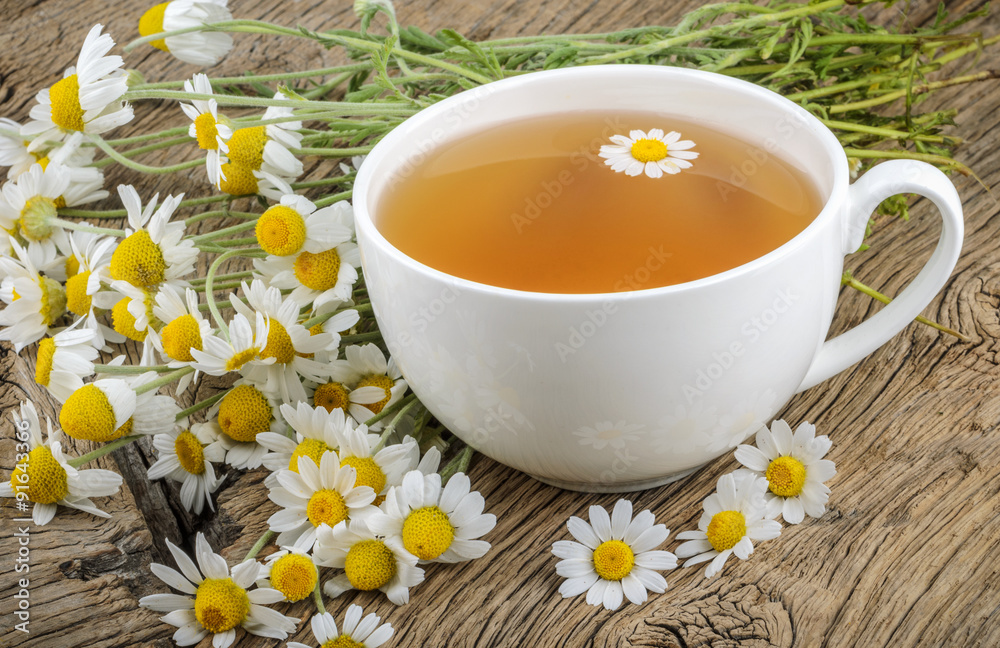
795,160,964,393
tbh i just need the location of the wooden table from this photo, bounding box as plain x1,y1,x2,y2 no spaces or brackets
2,0,999,646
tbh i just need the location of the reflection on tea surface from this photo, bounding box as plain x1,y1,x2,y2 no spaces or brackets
377,112,821,293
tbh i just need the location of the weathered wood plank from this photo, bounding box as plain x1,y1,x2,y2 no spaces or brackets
2,0,1000,647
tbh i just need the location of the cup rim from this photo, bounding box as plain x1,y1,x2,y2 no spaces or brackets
354,65,848,302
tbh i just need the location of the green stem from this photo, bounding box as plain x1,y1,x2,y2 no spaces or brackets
185,210,259,226
242,530,276,561
191,270,255,284
340,331,383,345
312,581,325,612
363,392,417,429
93,363,174,374
52,218,126,237
175,391,230,421
293,146,372,158
842,148,973,176
67,435,144,468
822,119,959,145
129,63,372,90
134,367,194,395
58,208,128,219
302,302,372,329
204,249,268,336
841,271,969,341
372,398,423,452
123,89,416,117
830,71,1000,114
92,136,193,169
189,220,259,243
440,446,474,483
313,190,353,208
90,135,203,174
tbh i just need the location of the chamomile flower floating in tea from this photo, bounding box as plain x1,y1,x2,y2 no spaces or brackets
734,419,836,524
599,128,698,178
21,24,133,145
0,401,123,526
211,380,285,469
315,519,425,605
266,453,376,551
369,470,496,563
139,533,298,648
287,605,394,648
0,240,65,350
110,185,197,290
33,325,98,402
138,0,234,66
675,471,782,578
148,422,226,515
255,546,319,603
180,73,233,186
552,499,677,610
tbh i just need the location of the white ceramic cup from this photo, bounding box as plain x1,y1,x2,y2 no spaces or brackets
353,65,963,492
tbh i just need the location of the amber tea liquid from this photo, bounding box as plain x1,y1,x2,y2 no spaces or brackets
376,112,822,293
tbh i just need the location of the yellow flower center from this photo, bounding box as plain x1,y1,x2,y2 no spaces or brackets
217,384,272,442
65,254,80,278
65,271,92,316
34,337,56,387
225,346,260,372
344,539,396,591
313,381,349,413
354,374,394,415
174,430,206,475
592,540,635,581
401,506,454,561
39,276,66,326
322,637,363,648
49,74,86,132
340,455,386,494
289,438,332,473
115,417,135,439
269,553,317,602
630,138,669,163
110,230,167,288
706,510,747,553
261,320,295,364
226,127,266,171
138,2,171,52
160,314,203,362
60,384,119,442
255,205,307,256
112,297,147,342
218,163,258,196
306,489,349,528
19,196,58,241
33,154,51,171
193,112,220,150
293,249,341,291
766,456,807,498
11,446,69,505
194,578,250,634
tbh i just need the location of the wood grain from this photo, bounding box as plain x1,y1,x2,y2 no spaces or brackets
2,1,1000,647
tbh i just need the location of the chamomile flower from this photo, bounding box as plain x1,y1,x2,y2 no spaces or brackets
148,285,212,392
252,194,353,257
148,422,226,515
330,344,408,426
0,400,123,525
230,280,334,403
0,117,35,179
180,73,232,186
336,425,419,500
212,381,285,470
675,471,782,578
59,378,135,443
0,162,70,250
287,605,394,648
60,230,123,349
109,184,197,290
21,24,133,146
254,240,361,313
266,453,376,551
218,91,303,197
599,129,698,178
109,280,161,366
138,0,234,66
369,470,495,563
0,240,66,351
734,419,836,524
551,499,676,610
189,311,272,377
315,519,425,606
306,304,360,364
256,547,318,603
128,371,184,437
138,533,298,648
34,324,98,402
258,401,350,475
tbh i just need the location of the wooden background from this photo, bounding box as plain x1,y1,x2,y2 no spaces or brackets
2,0,1000,646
